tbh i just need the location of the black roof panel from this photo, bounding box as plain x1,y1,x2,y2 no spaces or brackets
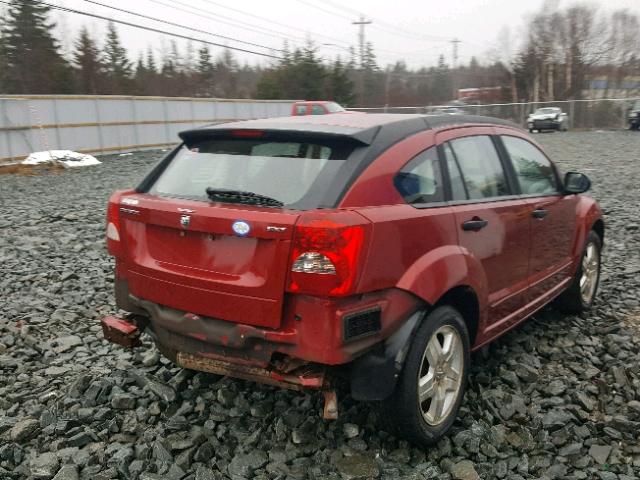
179,113,522,145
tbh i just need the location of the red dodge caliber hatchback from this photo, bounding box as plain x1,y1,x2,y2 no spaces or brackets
103,114,603,445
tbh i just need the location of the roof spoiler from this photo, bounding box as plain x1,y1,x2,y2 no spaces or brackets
178,125,381,146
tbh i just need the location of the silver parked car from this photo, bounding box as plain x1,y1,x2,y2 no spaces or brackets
527,107,569,132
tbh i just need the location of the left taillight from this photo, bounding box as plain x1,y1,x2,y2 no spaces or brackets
287,211,370,297
106,190,133,257
106,201,120,242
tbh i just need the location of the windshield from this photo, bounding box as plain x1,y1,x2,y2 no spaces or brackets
325,102,345,113
535,108,559,114
149,138,356,209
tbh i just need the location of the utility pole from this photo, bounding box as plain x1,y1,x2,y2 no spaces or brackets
352,16,372,68
450,38,461,69
450,38,461,101
352,15,372,106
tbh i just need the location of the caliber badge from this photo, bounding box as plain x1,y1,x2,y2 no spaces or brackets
180,215,191,229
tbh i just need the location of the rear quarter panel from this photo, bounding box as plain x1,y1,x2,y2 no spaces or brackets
339,128,489,327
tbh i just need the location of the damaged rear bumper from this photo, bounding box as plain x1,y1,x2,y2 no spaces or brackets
100,312,338,418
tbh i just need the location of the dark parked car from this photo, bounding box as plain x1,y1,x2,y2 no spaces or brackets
103,113,603,445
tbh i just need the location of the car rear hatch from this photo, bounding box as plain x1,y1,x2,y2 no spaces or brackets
112,127,367,329
117,195,298,328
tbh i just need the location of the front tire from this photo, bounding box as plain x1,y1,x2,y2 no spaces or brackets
379,306,470,446
555,230,602,313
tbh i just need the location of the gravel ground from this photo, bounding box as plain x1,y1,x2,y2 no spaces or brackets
1,131,639,480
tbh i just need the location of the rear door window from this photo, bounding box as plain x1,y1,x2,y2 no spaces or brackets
447,135,510,200
149,138,355,209
395,147,444,204
501,136,559,195
443,142,468,201
296,105,308,115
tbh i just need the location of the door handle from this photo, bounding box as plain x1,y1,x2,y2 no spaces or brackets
531,209,549,219
462,218,488,231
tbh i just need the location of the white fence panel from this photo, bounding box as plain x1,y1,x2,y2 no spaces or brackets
0,95,299,163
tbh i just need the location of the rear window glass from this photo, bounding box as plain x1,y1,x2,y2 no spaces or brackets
325,102,345,113
149,138,355,209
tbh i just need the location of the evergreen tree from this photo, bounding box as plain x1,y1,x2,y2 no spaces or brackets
141,47,164,95
215,48,239,97
361,42,378,72
73,27,102,94
133,54,149,95
358,42,381,105
325,59,355,106
256,44,336,101
0,24,7,92
184,41,195,73
103,22,132,93
167,41,182,73
2,0,73,93
196,45,215,96
432,54,452,102
145,47,157,73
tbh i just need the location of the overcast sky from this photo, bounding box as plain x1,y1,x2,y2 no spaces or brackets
49,0,640,69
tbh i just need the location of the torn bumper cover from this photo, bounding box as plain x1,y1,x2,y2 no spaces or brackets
100,310,328,392
101,313,336,418
176,351,326,391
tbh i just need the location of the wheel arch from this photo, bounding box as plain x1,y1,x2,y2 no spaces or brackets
351,251,487,401
396,245,488,340
433,285,480,347
592,218,604,245
571,198,604,260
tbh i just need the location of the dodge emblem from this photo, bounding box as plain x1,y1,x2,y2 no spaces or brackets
180,215,191,229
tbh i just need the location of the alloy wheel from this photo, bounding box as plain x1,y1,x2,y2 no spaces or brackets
579,242,600,304
417,325,464,426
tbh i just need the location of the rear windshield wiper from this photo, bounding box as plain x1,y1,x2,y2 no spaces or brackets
205,188,284,208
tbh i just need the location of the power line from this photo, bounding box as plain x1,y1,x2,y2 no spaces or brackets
20,0,282,59
296,0,430,58
144,0,387,61
199,0,354,50
318,0,363,18
144,0,312,48
80,0,284,53
303,0,450,43
310,0,491,48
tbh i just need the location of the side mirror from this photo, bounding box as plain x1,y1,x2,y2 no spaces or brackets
564,172,591,194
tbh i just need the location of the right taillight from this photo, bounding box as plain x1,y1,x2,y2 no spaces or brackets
287,211,369,297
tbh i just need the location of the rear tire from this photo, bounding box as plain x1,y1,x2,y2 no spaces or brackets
555,230,602,313
379,306,470,446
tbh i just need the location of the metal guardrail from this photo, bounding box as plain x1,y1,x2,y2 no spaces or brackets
349,97,640,130
0,95,298,164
